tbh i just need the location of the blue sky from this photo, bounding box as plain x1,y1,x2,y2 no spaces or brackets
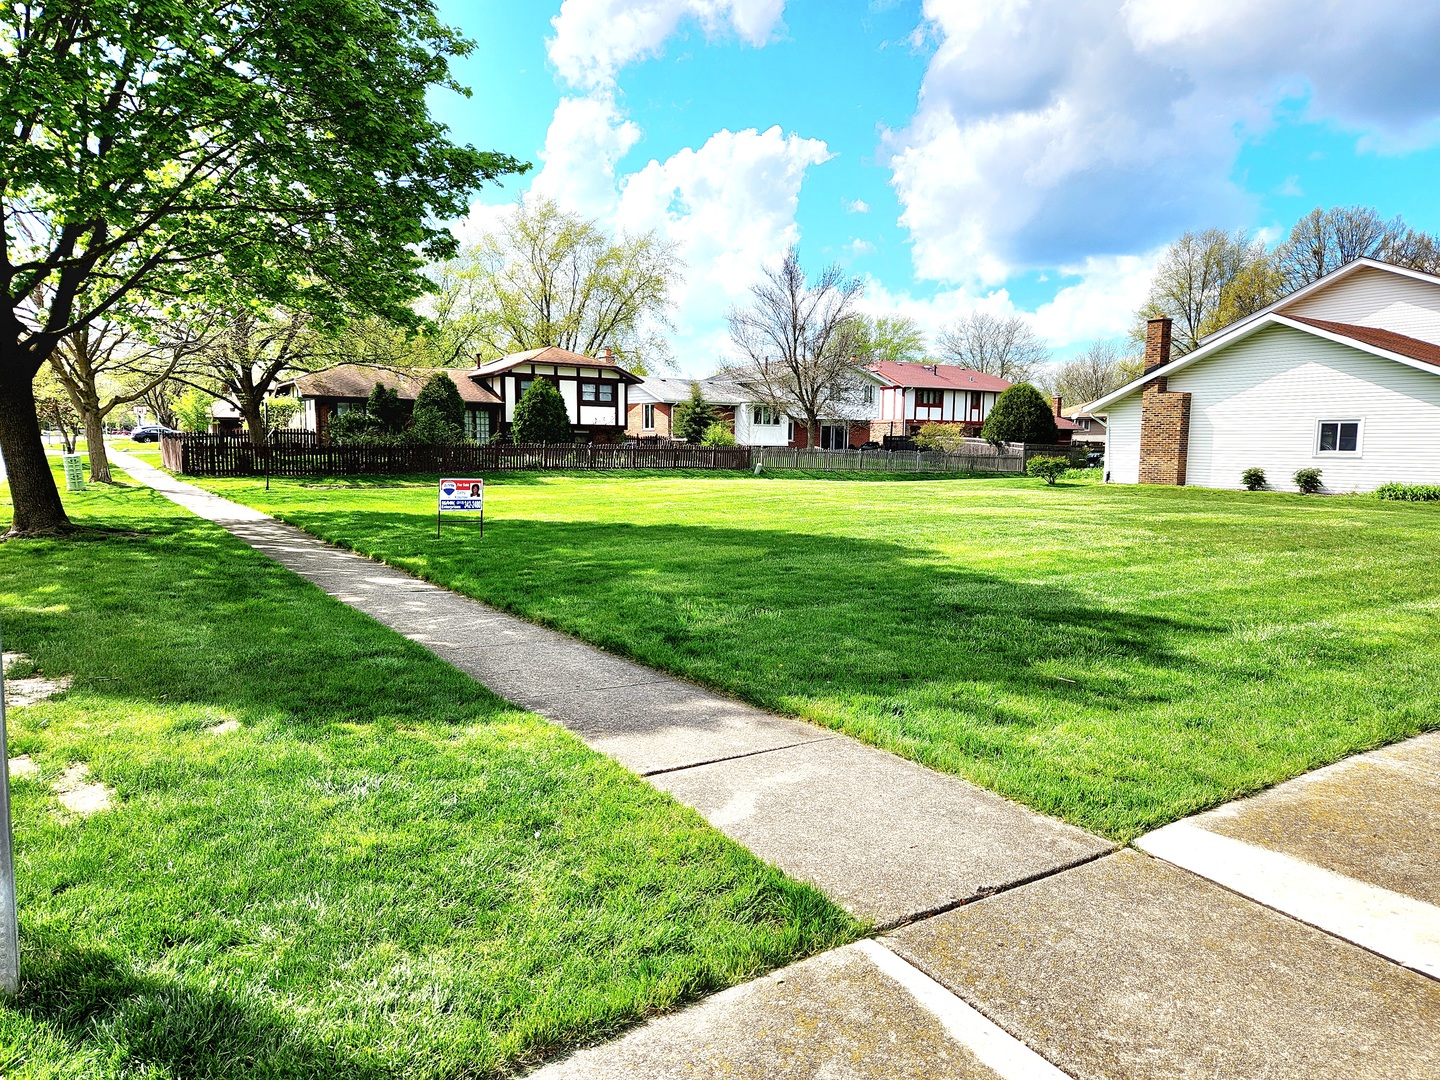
430,1,1440,374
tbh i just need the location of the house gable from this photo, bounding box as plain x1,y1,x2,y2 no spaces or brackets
1279,264,1440,346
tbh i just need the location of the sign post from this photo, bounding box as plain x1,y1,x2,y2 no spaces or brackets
437,478,485,539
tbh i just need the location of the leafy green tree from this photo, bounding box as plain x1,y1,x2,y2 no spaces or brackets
413,372,466,430
0,0,525,535
172,389,215,433
672,382,717,444
408,372,466,443
1135,229,1259,356
264,397,301,432
367,384,406,435
468,197,681,370
34,367,82,453
1026,456,1070,485
981,384,1060,446
853,315,927,366
511,379,572,444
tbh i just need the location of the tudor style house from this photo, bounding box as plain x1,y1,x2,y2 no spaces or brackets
281,347,642,443
1091,258,1440,491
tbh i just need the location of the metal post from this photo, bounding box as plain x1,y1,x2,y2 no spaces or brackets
263,399,271,491
0,626,21,994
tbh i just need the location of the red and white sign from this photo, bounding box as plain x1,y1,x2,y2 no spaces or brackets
439,478,484,512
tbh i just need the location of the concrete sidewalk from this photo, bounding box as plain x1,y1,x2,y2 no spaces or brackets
113,451,1111,928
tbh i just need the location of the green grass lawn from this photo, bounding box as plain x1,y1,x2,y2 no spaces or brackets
0,472,857,1078
191,469,1440,840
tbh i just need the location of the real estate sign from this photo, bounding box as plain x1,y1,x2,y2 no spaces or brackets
439,478,484,512
437,478,485,538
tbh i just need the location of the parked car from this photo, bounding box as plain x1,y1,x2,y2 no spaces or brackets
131,424,178,443
1085,446,1104,467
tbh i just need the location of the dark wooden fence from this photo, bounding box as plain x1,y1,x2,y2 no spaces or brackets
161,432,1076,478
161,433,753,476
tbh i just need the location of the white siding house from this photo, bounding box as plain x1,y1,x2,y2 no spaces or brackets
1093,259,1440,493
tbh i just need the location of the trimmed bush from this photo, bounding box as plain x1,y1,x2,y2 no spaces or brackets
1375,482,1440,502
699,422,736,447
1293,467,1323,494
511,378,572,444
413,372,466,430
981,383,1059,446
1241,467,1267,491
1026,456,1069,485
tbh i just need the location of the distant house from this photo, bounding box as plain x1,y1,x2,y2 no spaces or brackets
1090,258,1440,491
1062,403,1106,445
280,346,643,443
868,362,1075,444
627,371,883,448
279,365,502,442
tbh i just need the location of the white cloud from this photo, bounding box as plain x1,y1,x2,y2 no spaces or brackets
616,126,832,367
890,0,1440,284
549,0,787,90
529,96,643,220
848,238,876,257
844,198,870,214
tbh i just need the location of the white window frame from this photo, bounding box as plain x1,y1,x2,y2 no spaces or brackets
752,404,779,426
1315,418,1363,457
862,384,875,405
642,403,656,430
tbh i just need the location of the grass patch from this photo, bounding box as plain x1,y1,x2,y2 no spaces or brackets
192,470,1440,840
0,470,858,1077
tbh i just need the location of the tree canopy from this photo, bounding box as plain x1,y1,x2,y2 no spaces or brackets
673,382,717,444
459,198,682,372
852,315,927,366
981,383,1059,446
935,312,1049,383
0,0,525,534
725,246,867,445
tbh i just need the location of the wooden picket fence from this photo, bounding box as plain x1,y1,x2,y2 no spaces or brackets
160,432,1068,478
161,433,752,477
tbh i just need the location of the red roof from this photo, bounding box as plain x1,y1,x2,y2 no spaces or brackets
868,361,1012,392
1287,317,1440,370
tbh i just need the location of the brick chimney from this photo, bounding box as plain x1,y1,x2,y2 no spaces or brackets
1053,395,1063,417
1143,317,1172,374
599,348,614,360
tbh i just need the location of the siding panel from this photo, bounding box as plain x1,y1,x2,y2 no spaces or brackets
1105,397,1142,484
1284,266,1440,345
1172,324,1440,492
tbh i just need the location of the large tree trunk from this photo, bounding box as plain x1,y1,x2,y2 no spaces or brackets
0,373,72,536
83,407,113,483
241,393,266,448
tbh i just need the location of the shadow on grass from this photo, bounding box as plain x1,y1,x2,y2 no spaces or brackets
268,510,1221,724
16,944,389,1080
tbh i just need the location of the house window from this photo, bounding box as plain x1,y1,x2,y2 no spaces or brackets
752,404,780,426
969,391,983,414
1317,420,1361,454
465,409,491,442
580,381,616,404
862,385,875,404
642,403,656,430
917,389,943,406
786,419,795,441
336,400,359,415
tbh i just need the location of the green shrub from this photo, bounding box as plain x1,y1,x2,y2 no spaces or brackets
328,411,382,444
914,422,966,452
1293,467,1323,494
699,422,736,447
1241,467,1266,491
413,372,466,430
981,383,1059,446
366,383,406,434
673,382,716,444
512,378,572,443
407,406,466,444
1375,482,1440,502
1026,456,1069,485
264,396,301,432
